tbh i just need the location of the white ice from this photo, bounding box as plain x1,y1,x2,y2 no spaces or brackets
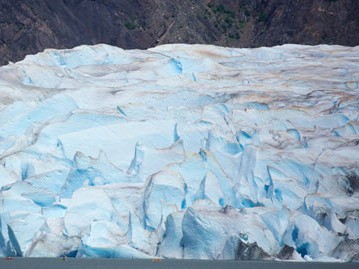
0,43,358,261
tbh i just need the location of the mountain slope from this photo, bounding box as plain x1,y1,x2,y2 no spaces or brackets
0,0,358,66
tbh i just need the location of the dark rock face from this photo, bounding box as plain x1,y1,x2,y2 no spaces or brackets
0,0,358,66
235,241,270,260
277,245,295,260
332,238,359,262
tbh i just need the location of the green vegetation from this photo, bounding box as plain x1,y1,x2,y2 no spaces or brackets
207,3,235,32
207,3,235,18
206,2,244,43
124,21,137,30
228,31,240,40
258,12,269,22
224,16,232,24
238,20,246,28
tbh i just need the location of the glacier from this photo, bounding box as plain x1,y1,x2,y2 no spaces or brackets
0,43,358,261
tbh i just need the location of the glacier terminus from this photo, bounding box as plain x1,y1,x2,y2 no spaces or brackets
0,44,358,261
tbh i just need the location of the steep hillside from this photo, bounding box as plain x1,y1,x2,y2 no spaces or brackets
0,0,358,65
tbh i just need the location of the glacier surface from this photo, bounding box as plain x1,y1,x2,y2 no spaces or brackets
0,43,358,261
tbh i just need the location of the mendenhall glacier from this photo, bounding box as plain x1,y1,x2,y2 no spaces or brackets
0,44,358,262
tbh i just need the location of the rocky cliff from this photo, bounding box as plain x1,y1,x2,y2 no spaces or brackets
0,0,358,66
